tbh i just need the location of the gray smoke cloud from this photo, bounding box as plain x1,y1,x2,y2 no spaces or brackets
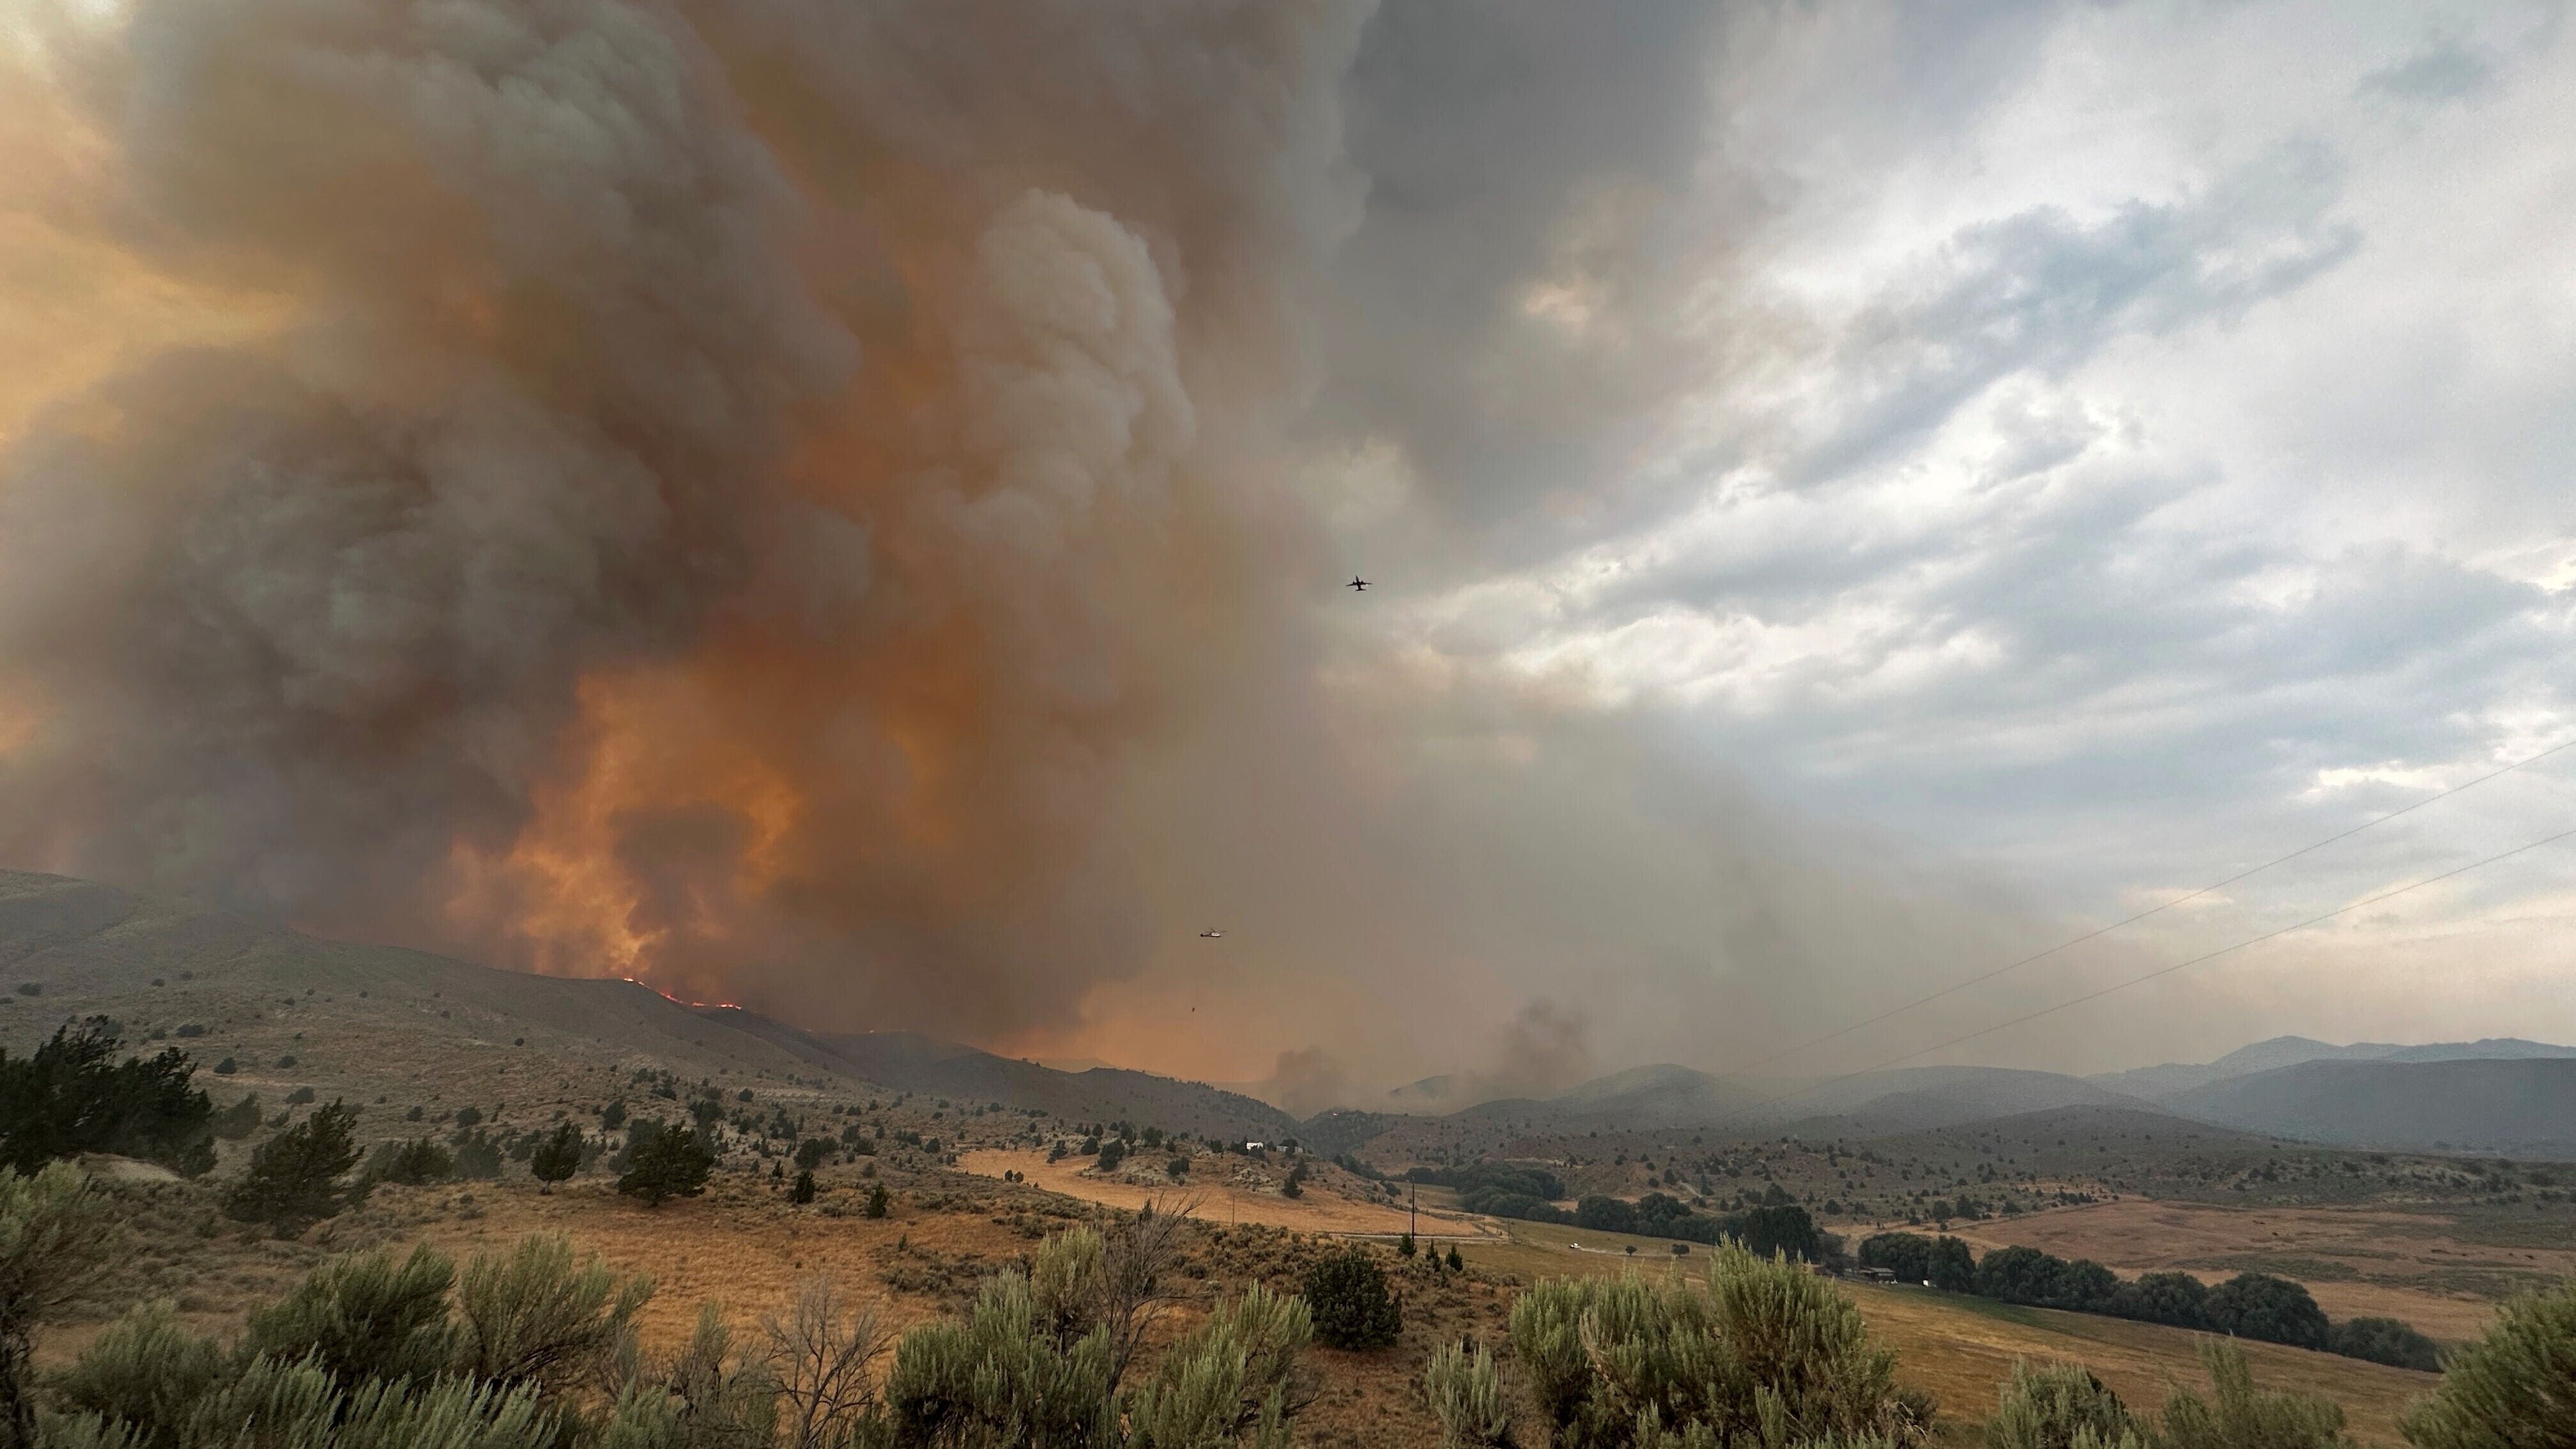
0,0,2144,1092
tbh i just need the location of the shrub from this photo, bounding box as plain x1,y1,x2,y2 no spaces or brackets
2155,1339,2344,1449
1303,1249,1401,1351
882,1225,1309,1448
48,1298,231,1447
245,1243,458,1386
864,1182,890,1219
1426,1338,1510,1448
617,1124,713,1206
794,1137,832,1171
2402,1281,2576,1449
282,1085,316,1105
213,1058,236,1075
530,1122,581,1190
363,1136,456,1187
1398,1232,1416,1259
452,1234,652,1405
1509,1242,1931,1449
1096,1138,1127,1172
2204,1273,2329,1351
274,1055,296,1070
172,1023,205,1038
1986,1360,2140,1449
224,1100,361,1232
0,1163,119,1441
792,1170,817,1204
2327,1315,2439,1372
209,1093,261,1142
52,1341,548,1449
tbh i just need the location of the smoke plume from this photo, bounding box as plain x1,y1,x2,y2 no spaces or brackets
0,0,2131,1096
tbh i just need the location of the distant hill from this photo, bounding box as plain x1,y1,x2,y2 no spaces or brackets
0,869,1296,1142
802,1029,1298,1140
1546,1062,1773,1128
2163,1057,2576,1156
2096,1035,2576,1099
1382,1061,2147,1142
1385,1074,1459,1106
1797,1066,2147,1134
0,870,824,1080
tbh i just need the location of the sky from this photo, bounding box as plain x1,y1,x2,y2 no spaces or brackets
0,0,2569,1106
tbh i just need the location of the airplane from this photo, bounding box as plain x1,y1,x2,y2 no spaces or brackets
1347,576,1370,592
1198,928,1224,939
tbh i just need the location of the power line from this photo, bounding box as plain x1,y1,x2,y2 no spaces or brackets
1728,734,2576,1079
1714,821,2576,1125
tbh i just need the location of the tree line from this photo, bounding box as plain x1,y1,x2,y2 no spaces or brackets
1857,1231,2440,1372
1401,1163,1836,1262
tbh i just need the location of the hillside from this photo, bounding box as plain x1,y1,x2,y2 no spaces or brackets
1770,1065,2145,1132
2163,1057,2576,1155
806,1029,1299,1140
0,869,1297,1142
2097,1034,2576,1099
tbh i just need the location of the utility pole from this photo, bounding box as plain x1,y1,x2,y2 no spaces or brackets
1409,1182,1418,1239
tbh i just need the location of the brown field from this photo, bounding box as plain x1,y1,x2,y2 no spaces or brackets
55,1165,2457,1449
1458,1218,2439,1446
956,1148,1504,1239
1923,1199,2562,1342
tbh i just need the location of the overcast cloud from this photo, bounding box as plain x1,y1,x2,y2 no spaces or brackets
1293,0,2576,1078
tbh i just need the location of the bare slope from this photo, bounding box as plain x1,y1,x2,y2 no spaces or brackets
0,869,1295,1140
2163,1057,2576,1156
2097,1034,2576,1099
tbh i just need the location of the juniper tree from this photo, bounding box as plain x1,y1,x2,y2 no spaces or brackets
530,1122,582,1192
224,1099,361,1234
617,1124,714,1206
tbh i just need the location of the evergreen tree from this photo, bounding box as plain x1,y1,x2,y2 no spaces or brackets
617,1123,714,1206
1303,1250,1402,1351
2204,1273,2329,1351
224,1100,361,1233
361,1135,454,1188
0,1023,215,1176
530,1122,582,1192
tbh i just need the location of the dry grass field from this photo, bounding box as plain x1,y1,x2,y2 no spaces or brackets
52,1150,2460,1448
1924,1198,2557,1342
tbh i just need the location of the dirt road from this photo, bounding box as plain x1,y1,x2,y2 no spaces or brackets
956,1149,1505,1239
